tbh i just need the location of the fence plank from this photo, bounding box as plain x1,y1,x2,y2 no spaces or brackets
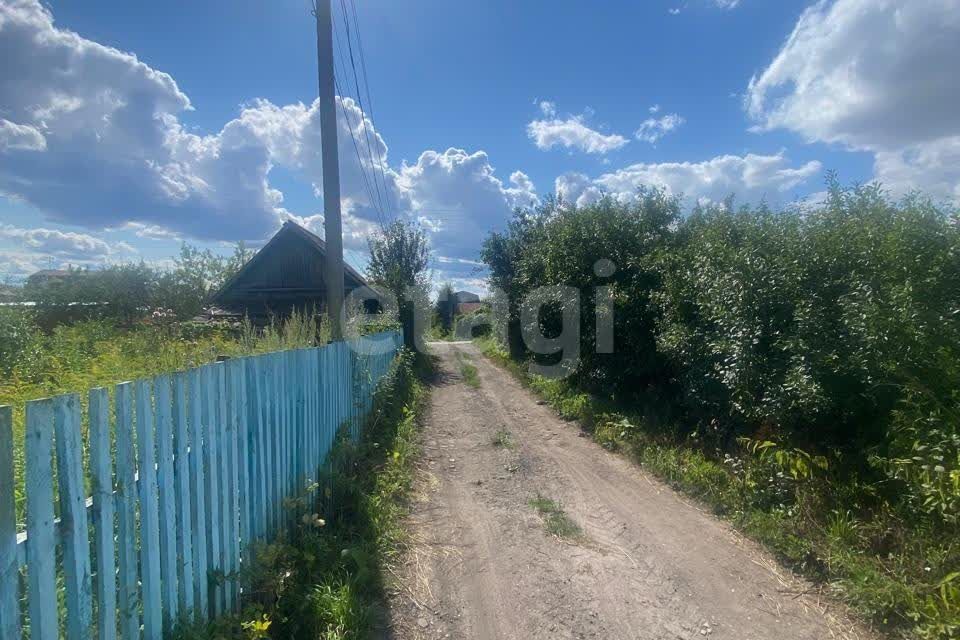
136,379,163,640
89,389,116,640
25,398,57,640
54,393,93,640
0,406,20,640
215,364,231,611
114,383,140,640
202,365,222,616
266,354,278,534
278,353,288,528
223,362,239,610
173,371,195,617
155,375,179,628
237,359,251,591
255,357,268,542
187,368,208,620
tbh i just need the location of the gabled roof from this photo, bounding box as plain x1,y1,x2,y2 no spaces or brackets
453,290,481,303
212,220,367,305
278,220,368,285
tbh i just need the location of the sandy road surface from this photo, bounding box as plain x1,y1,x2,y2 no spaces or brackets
385,342,869,640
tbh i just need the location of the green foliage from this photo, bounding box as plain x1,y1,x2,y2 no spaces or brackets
0,306,42,375
493,428,514,449
656,183,960,463
482,190,680,386
21,241,253,327
435,282,456,335
366,220,430,305
528,494,583,540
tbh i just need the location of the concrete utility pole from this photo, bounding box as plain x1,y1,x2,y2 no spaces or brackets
315,0,345,340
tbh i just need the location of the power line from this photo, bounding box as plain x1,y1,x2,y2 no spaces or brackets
333,3,385,218
345,0,396,218
338,0,387,216
334,75,387,231
331,7,388,228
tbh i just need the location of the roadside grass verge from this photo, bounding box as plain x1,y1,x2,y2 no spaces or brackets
475,336,960,640
529,494,583,540
173,348,433,640
455,351,480,388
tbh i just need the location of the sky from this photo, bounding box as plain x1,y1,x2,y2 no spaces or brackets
1,0,958,292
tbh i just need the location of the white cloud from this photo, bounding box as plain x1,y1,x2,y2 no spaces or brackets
0,119,46,151
556,152,821,207
0,0,288,240
556,172,604,208
0,225,135,263
538,100,557,117
397,148,537,257
114,222,182,240
527,113,629,154
746,0,960,200
0,0,537,280
635,112,685,144
873,137,960,203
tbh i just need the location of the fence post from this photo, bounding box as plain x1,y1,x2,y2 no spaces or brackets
202,365,222,616
225,360,241,611
237,359,251,593
115,383,140,640
187,369,209,620
155,375,179,628
0,406,20,640
89,388,116,640
24,398,57,640
54,393,93,640
172,371,195,618
136,379,163,640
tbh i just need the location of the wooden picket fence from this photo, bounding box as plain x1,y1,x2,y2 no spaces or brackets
0,330,402,640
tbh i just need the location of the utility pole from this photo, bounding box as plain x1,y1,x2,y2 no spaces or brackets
315,0,345,340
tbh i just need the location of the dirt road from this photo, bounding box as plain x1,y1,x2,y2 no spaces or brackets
386,342,869,640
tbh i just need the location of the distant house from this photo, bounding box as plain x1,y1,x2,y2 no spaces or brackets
210,220,370,321
453,290,482,315
26,269,80,288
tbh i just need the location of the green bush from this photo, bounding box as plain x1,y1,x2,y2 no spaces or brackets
0,306,42,375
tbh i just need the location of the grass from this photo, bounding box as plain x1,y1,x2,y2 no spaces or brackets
173,349,433,640
475,335,960,640
529,494,582,540
492,428,514,449
455,351,480,388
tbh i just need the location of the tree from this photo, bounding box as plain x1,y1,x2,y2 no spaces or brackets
367,220,431,348
436,282,456,334
155,241,254,319
367,220,431,305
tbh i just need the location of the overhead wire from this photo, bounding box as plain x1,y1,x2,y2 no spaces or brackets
310,0,394,232
345,0,396,218
334,0,388,222
331,6,387,230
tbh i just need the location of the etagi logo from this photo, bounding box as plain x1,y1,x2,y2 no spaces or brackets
342,259,618,380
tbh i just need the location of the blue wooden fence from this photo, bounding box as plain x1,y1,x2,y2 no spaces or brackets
0,330,402,639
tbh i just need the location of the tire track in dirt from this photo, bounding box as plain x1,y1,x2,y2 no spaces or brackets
384,342,872,640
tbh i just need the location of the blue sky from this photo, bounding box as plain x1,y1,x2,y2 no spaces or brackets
1,0,958,290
